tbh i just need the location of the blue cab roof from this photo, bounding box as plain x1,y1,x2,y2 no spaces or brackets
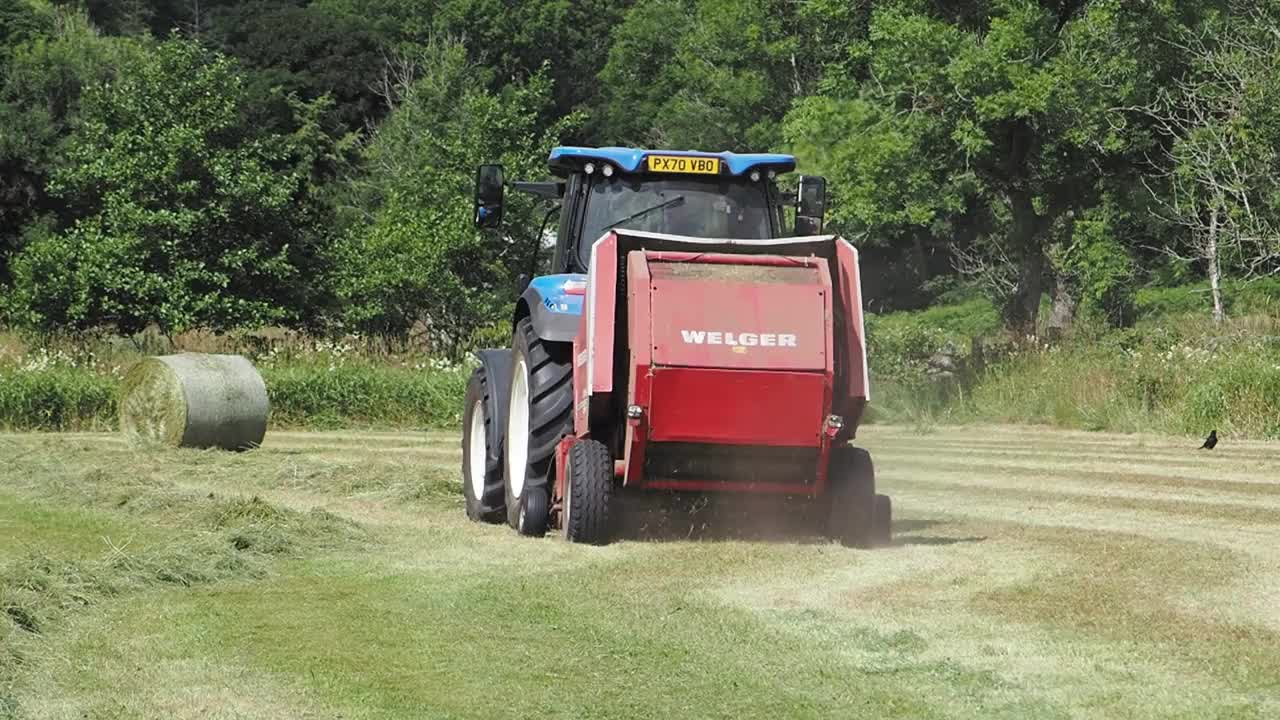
548,146,796,177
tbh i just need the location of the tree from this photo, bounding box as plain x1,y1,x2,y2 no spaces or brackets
433,0,625,133
313,0,627,138
598,0,820,151
785,0,1207,334
1140,6,1280,323
334,38,578,354
4,38,337,335
1,6,131,287
202,1,388,134
0,0,50,55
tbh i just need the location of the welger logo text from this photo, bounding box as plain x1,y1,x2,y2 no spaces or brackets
680,330,797,347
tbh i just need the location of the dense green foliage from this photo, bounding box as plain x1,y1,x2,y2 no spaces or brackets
332,39,574,351
6,40,336,334
1,0,1278,348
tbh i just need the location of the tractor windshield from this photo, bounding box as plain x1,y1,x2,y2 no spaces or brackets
579,175,774,264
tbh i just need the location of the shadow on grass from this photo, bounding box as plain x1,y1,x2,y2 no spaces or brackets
892,518,946,533
612,490,829,544
598,492,990,547
891,535,988,547
886,518,987,547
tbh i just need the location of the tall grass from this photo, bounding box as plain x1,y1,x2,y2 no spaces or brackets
860,284,1280,438
0,331,471,431
263,362,468,429
0,367,118,431
935,319,1280,438
3,278,1277,438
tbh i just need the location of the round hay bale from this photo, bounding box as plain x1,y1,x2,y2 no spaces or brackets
120,353,268,450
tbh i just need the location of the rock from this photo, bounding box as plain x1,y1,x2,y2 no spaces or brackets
927,353,957,372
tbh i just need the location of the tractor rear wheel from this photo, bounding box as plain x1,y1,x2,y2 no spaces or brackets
825,446,876,548
461,365,504,523
504,316,574,530
563,439,614,545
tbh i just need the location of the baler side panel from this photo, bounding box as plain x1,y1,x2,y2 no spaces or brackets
623,251,652,486
835,239,870,429
575,233,620,438
573,312,589,436
586,233,619,397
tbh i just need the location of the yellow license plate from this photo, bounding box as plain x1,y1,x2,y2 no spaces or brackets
647,155,720,174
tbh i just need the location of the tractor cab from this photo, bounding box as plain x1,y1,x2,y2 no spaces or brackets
473,147,828,277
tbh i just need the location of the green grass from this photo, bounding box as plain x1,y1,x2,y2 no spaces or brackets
1135,277,1280,320
0,489,173,564
3,427,1280,717
870,296,1003,339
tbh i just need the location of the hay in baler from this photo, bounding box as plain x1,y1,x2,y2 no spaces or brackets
120,353,268,450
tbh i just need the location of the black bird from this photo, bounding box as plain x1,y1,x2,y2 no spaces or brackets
1199,430,1218,450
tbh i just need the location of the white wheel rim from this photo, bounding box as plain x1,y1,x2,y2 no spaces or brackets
467,398,487,500
507,356,530,500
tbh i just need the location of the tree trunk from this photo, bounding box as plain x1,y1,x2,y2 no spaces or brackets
1207,205,1224,324
1046,272,1075,338
1003,190,1045,337
911,233,929,286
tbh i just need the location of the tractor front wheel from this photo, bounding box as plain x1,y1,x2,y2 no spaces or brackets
504,317,574,531
563,439,614,545
825,446,877,548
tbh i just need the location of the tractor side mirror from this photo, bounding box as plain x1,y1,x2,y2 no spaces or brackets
515,272,531,297
795,175,827,236
474,164,505,229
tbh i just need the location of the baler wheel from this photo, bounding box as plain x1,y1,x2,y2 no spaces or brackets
563,439,614,545
518,486,549,537
826,446,877,548
504,317,574,530
461,365,505,523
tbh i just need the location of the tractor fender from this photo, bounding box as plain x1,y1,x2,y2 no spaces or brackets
473,348,513,459
517,279,581,344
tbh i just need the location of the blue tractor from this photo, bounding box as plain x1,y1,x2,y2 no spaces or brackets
462,146,844,542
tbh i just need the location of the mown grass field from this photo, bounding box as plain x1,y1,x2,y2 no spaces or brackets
2,426,1279,718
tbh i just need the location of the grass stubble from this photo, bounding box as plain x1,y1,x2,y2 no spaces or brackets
1,425,1278,718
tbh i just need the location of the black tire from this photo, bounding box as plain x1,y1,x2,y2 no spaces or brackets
873,493,892,546
518,486,549,537
826,446,876,548
504,316,574,529
563,439,614,545
461,365,504,523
